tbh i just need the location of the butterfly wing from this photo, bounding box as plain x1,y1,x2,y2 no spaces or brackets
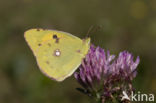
24,29,90,81
24,28,54,56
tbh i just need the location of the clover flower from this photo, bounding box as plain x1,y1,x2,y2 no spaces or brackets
74,45,140,103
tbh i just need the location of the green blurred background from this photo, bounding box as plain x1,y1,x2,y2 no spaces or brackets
0,0,156,103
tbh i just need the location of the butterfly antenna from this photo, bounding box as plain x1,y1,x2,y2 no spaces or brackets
86,25,94,38
86,25,102,38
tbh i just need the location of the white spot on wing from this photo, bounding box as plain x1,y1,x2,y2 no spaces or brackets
54,49,61,56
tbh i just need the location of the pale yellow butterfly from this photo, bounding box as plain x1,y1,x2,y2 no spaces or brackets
24,28,90,81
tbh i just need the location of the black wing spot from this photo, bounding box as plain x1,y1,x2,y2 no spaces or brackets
55,39,59,43
53,34,60,43
38,43,42,46
53,34,58,39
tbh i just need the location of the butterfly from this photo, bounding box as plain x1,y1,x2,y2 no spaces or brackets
24,28,90,81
